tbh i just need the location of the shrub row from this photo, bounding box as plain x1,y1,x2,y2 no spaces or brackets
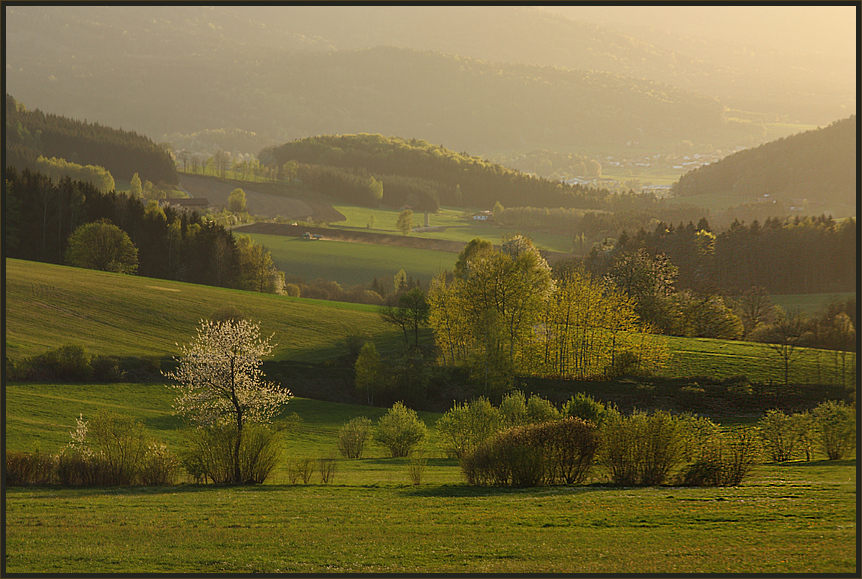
757,401,856,462
6,344,161,383
449,393,855,488
337,403,428,459
6,411,179,486
436,391,605,459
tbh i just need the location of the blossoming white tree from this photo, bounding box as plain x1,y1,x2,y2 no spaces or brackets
164,318,292,483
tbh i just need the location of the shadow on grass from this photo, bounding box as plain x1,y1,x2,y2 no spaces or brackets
402,482,614,498
776,458,856,468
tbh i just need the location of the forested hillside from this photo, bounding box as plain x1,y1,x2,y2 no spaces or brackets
672,116,856,211
5,94,177,185
599,216,857,295
261,134,610,211
4,168,276,292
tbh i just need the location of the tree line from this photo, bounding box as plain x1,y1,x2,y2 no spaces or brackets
5,94,177,185
425,236,668,394
5,167,281,293
597,216,856,296
259,133,610,210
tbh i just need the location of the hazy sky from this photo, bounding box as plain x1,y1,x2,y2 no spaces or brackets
542,5,857,58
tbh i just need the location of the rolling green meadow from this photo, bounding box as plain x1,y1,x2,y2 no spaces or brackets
4,379,857,574
241,204,577,288
242,232,459,289
4,258,857,573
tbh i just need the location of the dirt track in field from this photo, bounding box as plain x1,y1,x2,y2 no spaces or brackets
234,222,469,253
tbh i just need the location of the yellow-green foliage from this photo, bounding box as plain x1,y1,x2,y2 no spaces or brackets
428,245,668,384
35,155,115,193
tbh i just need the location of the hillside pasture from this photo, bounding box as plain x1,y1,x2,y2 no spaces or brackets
240,232,459,289
3,258,403,364
332,204,577,253
6,258,855,388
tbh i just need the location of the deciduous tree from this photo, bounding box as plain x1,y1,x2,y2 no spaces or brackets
164,318,292,484
64,218,138,274
396,209,413,236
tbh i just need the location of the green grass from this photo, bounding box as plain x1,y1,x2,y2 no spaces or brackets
4,382,856,573
4,462,856,574
661,335,855,385
245,232,458,288
4,378,857,574
6,258,855,387
4,258,404,364
331,204,575,252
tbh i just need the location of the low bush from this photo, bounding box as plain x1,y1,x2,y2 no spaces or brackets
139,443,180,485
812,400,856,460
561,392,607,425
179,423,282,484
86,411,152,485
374,402,427,458
757,408,813,462
91,356,123,382
435,397,501,459
407,452,428,485
21,344,94,382
287,457,316,484
599,409,686,486
460,417,599,487
4,450,56,485
678,427,760,487
337,417,373,459
319,456,337,484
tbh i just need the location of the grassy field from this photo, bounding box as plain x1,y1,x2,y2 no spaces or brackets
5,460,855,574
244,232,459,289
331,204,576,253
6,258,855,387
4,381,857,574
4,258,404,364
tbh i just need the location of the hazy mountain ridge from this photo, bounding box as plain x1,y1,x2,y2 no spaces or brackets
5,39,725,156
672,116,857,212
6,4,851,146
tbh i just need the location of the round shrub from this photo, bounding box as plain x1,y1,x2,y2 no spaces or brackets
599,409,686,486
374,402,427,458
813,400,856,460
460,417,599,487
562,393,607,425
435,397,501,459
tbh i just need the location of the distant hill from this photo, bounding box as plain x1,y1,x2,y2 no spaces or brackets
261,133,609,211
672,116,856,214
5,94,177,184
5,5,851,150
4,6,729,155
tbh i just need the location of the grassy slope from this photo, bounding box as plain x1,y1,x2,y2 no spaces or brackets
4,258,403,363
7,258,856,385
244,204,576,287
